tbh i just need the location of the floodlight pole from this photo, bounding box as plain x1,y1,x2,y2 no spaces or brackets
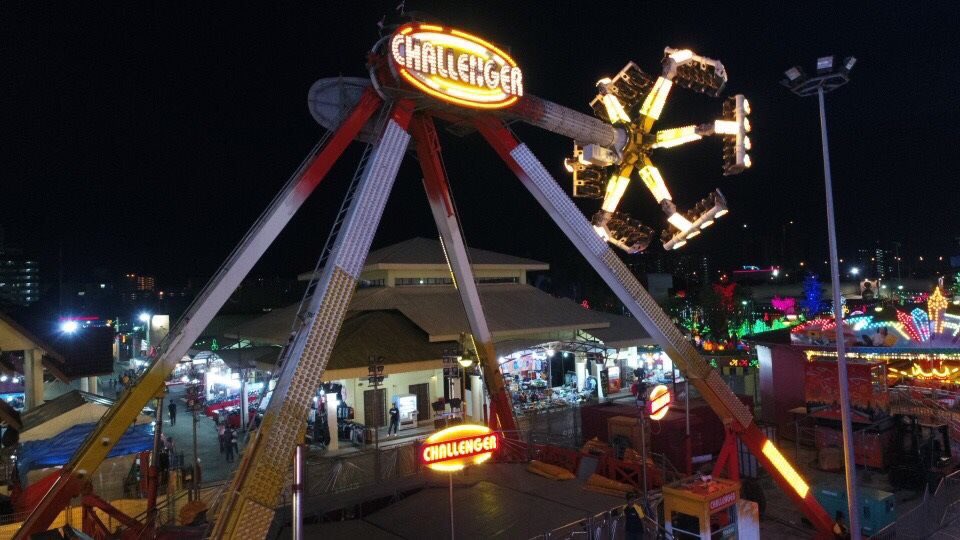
816,84,861,539
784,61,860,537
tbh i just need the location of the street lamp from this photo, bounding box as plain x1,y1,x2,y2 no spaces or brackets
60,320,79,334
139,312,152,351
458,353,476,419
783,55,861,538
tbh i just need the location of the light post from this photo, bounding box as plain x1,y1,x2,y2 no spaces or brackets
139,312,151,352
783,54,861,539
458,353,476,420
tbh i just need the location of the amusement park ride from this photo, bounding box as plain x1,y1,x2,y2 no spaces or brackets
17,19,836,539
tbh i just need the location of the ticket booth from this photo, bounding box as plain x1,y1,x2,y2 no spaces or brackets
664,477,741,539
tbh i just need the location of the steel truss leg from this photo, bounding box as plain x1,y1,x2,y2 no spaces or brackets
409,113,517,433
211,99,415,540
473,117,835,536
14,87,385,540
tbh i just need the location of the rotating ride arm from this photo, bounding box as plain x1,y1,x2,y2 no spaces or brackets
15,88,385,539
473,116,835,536
209,99,416,540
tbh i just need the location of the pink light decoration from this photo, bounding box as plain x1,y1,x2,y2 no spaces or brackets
771,296,797,315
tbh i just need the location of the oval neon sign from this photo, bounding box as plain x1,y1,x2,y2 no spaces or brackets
389,23,523,109
648,384,671,421
420,424,499,472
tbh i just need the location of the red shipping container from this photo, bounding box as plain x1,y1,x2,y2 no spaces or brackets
581,395,755,473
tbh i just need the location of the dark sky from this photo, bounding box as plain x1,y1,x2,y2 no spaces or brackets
2,2,957,290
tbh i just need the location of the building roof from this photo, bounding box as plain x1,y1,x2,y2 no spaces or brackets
219,311,450,372
228,283,614,345
585,312,656,348
297,237,548,280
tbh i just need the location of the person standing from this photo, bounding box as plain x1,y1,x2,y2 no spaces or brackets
217,422,226,454
624,493,646,540
388,403,400,436
168,400,177,426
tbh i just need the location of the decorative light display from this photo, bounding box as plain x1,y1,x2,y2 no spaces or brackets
888,363,960,381
565,48,750,253
943,313,960,336
895,309,923,342
910,308,931,342
928,287,948,334
791,315,912,342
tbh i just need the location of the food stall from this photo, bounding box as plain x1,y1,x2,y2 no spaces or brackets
663,477,741,539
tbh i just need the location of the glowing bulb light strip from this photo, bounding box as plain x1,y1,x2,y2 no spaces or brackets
651,125,702,149
713,120,739,135
601,175,632,213
911,308,931,342
667,213,694,233
639,77,672,120
638,165,672,203
601,94,631,124
762,440,810,498
928,287,948,334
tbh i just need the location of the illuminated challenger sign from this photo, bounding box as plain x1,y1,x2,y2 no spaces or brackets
420,424,499,471
648,384,672,421
390,23,523,109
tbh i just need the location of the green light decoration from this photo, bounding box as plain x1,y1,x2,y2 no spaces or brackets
211,338,219,351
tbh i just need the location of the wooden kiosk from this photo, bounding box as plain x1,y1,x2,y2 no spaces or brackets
663,477,741,539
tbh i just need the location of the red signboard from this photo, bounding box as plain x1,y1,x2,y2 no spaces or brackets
804,360,889,422
420,424,499,471
709,491,737,511
648,384,671,420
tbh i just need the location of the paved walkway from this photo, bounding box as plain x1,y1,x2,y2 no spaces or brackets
157,384,241,484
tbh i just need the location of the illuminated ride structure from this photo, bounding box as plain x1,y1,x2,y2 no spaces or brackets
567,50,750,252
17,21,833,539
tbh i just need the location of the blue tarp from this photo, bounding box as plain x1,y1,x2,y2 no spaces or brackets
17,422,155,477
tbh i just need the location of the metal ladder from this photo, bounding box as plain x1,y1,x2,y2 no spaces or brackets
256,103,390,403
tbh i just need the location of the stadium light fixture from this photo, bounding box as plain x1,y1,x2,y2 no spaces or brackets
783,53,861,538
60,320,79,334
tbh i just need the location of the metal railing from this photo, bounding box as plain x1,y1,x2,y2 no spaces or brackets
892,468,960,539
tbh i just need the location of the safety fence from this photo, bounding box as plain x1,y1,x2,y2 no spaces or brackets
888,469,960,539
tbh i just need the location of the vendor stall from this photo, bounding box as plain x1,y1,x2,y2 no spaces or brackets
663,477,741,539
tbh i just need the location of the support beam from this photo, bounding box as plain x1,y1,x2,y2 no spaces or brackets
14,87,385,540
473,117,835,536
410,113,516,433
23,348,44,410
210,98,415,540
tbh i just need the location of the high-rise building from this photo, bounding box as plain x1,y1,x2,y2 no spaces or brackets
0,251,40,307
121,273,156,303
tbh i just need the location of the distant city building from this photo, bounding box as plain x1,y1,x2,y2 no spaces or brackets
0,247,40,307
121,273,155,303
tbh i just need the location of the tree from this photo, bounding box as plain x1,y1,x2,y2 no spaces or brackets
802,274,825,316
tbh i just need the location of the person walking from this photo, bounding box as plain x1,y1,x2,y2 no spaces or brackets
168,400,177,426
218,422,226,454
230,427,239,457
224,427,235,462
388,403,400,436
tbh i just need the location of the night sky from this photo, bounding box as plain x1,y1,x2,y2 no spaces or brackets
2,2,957,293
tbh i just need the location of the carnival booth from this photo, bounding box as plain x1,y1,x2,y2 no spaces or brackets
663,476,749,539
